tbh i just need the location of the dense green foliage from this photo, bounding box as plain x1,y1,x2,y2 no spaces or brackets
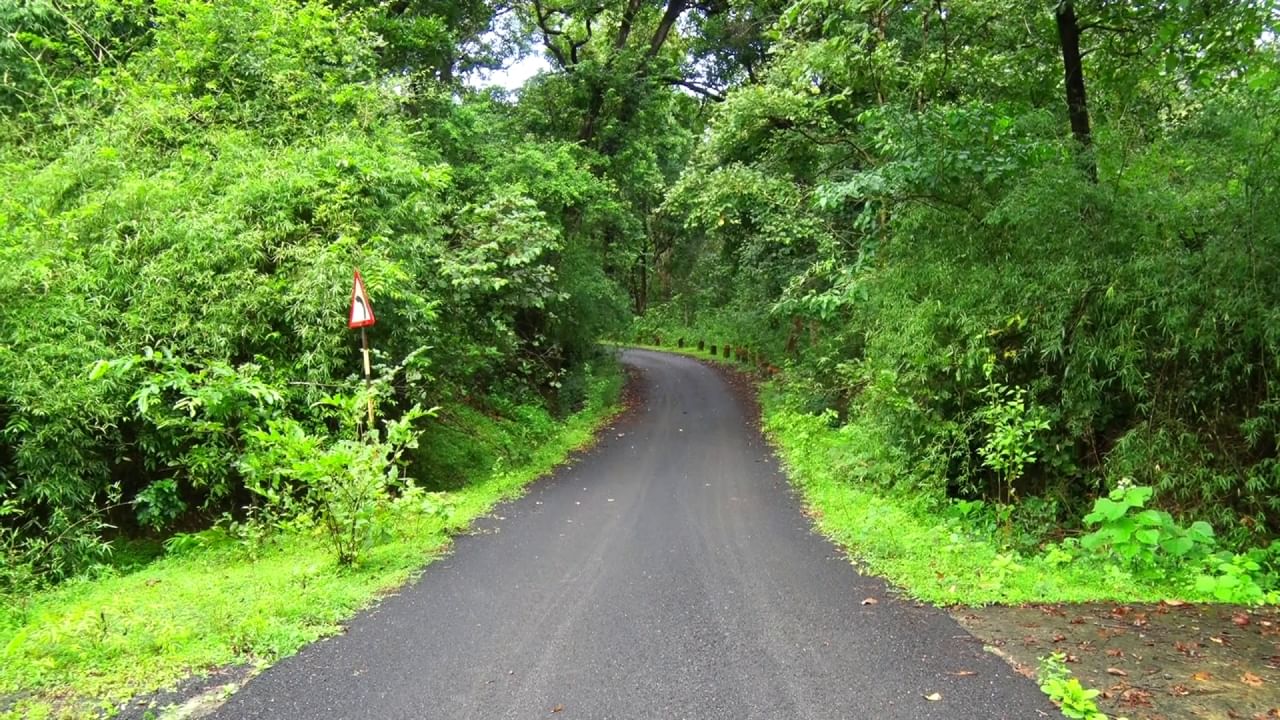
0,365,620,719
637,1,1280,558
0,0,638,590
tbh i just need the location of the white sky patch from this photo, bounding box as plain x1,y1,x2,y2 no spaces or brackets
468,52,551,91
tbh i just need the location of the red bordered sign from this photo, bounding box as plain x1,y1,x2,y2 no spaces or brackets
348,269,376,329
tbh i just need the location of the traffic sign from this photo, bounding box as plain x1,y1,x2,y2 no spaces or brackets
349,269,376,329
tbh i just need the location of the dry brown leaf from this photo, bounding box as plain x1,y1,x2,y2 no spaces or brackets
1170,684,1191,696
1243,672,1265,688
1192,671,1214,682
1106,648,1124,658
861,597,879,606
551,705,565,714
1106,667,1129,677
1121,687,1153,706
1234,613,1253,627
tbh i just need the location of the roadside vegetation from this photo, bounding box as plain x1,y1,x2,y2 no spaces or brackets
0,365,621,719
2,0,638,715
626,0,1280,608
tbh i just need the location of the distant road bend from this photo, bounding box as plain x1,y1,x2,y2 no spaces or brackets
214,349,1055,719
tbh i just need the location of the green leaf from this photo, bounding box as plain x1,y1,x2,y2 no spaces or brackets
1188,521,1215,540
1161,535,1194,557
1134,528,1160,546
1087,498,1128,523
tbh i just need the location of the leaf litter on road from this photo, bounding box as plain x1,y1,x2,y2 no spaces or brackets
956,602,1280,720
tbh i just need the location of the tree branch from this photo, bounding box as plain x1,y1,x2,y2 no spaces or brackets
647,0,690,59
672,79,725,100
532,0,570,67
616,0,643,49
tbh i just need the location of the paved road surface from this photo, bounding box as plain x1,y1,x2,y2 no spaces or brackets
214,349,1057,719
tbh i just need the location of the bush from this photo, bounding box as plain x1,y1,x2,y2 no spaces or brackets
241,396,433,566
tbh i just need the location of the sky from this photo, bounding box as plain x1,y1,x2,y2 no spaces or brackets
468,52,551,91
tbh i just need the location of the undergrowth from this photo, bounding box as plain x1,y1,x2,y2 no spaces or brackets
0,364,622,720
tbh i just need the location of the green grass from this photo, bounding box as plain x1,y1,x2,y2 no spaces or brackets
0,367,623,719
760,393,1180,605
620,342,1191,606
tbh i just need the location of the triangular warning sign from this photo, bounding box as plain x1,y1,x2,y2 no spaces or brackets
348,269,376,329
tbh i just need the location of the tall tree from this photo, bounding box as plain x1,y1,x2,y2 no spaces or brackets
1055,0,1094,179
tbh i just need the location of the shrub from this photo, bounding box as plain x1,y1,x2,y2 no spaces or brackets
240,395,433,566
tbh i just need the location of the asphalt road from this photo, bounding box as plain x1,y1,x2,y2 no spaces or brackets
213,349,1058,720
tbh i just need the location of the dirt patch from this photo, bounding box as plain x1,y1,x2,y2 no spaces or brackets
107,664,256,719
956,603,1280,719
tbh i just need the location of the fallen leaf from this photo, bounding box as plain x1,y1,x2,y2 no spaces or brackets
1107,667,1129,677
1121,687,1153,706
1243,672,1265,688
1210,636,1227,645
1233,613,1252,627
1170,684,1191,696
1052,633,1067,643
1163,599,1187,607
1106,648,1125,657
861,597,879,605
551,705,565,713
1192,671,1214,682
924,692,942,701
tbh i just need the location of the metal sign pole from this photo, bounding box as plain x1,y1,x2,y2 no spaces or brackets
361,326,375,436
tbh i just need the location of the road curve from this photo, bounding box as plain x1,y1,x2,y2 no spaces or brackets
213,349,1057,719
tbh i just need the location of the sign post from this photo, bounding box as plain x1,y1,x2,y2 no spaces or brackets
348,269,377,434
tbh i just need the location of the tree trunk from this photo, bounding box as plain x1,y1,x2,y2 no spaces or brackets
1055,1,1096,181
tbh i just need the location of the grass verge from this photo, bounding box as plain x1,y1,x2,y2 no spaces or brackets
0,365,624,719
759,388,1177,605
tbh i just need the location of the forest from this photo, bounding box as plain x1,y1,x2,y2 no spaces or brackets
2,0,1280,713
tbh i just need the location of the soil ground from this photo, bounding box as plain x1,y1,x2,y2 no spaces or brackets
956,602,1280,719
